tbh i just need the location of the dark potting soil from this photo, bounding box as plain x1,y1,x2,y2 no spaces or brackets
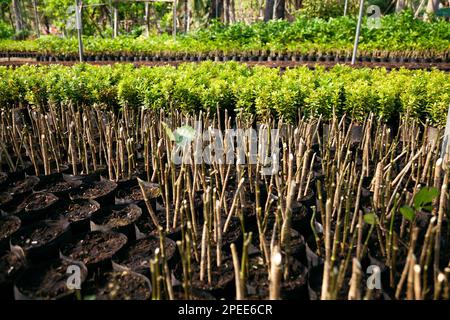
116,185,144,203
71,180,116,200
11,220,67,250
0,250,25,284
63,199,100,223
95,204,141,228
0,172,7,185
15,259,85,299
180,256,234,295
7,176,40,195
88,271,150,300
172,287,216,300
0,215,21,240
115,236,176,274
42,179,81,194
136,203,179,236
62,232,127,266
15,192,58,213
246,255,308,299
0,192,12,205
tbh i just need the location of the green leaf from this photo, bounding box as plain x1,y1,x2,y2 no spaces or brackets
363,213,377,225
400,206,415,221
413,187,439,211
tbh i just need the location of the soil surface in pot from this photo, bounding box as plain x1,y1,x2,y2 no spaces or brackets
176,255,234,297
86,270,150,300
0,172,7,185
0,215,21,240
95,204,142,229
15,259,86,300
114,236,176,274
38,178,81,195
70,180,116,200
7,176,40,196
11,220,67,250
246,255,308,299
0,192,13,206
136,203,180,236
62,231,127,266
172,287,216,300
115,185,144,203
15,192,58,214
62,199,100,223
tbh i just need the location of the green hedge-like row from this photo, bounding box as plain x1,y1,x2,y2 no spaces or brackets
0,62,449,126
1,13,449,58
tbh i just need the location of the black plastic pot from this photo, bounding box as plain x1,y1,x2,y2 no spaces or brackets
11,217,71,263
0,247,26,300
14,257,88,300
0,215,21,254
307,263,324,300
0,192,13,210
172,286,216,300
70,178,117,207
61,199,101,235
91,204,142,241
13,192,60,225
34,174,82,199
112,235,178,276
82,266,151,300
60,230,128,276
7,176,40,198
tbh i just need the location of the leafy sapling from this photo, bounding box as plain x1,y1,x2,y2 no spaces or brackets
400,187,440,222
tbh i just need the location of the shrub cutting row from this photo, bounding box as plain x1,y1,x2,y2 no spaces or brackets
0,13,449,60
0,61,449,126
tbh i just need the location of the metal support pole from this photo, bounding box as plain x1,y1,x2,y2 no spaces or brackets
172,0,177,40
351,0,364,65
440,105,450,161
344,0,349,16
75,0,84,62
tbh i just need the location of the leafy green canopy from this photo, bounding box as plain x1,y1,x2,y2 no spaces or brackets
0,62,449,126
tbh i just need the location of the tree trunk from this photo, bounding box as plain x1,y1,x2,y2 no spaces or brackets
396,0,406,12
230,0,236,23
224,0,230,24
210,0,224,20
11,0,23,34
264,0,285,21
184,0,189,33
264,0,274,21
276,0,285,19
426,0,440,14
32,0,40,37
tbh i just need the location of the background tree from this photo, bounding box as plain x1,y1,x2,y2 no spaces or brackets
264,0,285,21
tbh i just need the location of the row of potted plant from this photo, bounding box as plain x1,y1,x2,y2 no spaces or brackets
0,62,449,126
0,12,448,60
